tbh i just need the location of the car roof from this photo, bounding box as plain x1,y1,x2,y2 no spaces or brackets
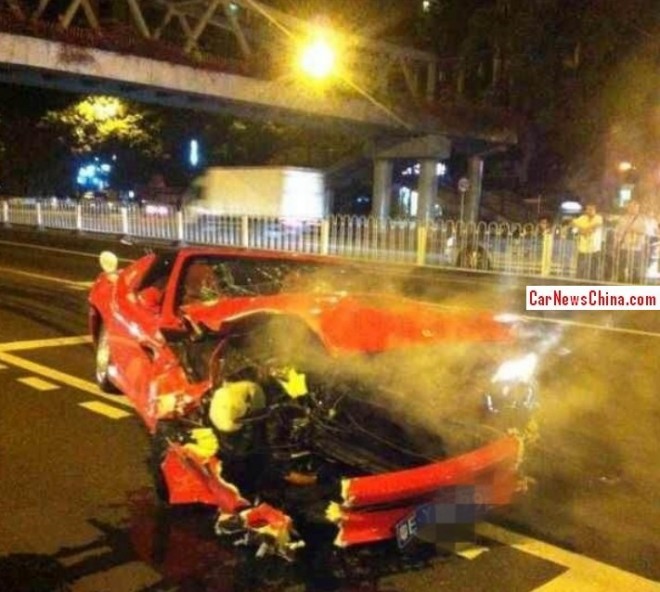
174,246,345,267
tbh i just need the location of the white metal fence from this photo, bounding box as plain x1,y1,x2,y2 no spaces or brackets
2,198,658,284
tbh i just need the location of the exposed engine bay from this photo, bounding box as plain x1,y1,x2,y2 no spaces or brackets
154,313,535,559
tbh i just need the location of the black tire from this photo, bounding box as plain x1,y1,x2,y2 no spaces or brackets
149,423,172,505
95,324,120,393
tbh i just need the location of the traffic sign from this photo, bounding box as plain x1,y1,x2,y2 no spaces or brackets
458,177,470,193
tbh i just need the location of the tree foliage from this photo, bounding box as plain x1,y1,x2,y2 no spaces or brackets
42,96,162,157
414,0,660,202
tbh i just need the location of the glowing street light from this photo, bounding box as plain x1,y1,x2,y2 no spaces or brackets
298,35,337,81
618,161,634,173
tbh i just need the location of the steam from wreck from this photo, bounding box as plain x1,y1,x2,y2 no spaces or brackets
245,265,567,457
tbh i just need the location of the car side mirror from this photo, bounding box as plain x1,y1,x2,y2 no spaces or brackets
100,251,118,274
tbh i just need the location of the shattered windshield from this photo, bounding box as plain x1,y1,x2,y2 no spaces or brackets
178,256,355,305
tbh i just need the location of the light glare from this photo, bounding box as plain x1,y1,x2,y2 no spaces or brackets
300,37,336,80
492,354,538,384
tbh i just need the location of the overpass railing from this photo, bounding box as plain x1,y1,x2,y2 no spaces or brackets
1,198,658,285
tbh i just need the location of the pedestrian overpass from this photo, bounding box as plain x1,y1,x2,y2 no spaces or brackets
0,0,517,219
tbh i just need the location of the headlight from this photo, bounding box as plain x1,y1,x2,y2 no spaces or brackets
485,354,538,413
491,353,538,384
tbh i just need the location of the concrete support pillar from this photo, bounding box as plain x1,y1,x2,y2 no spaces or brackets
417,159,438,222
466,155,484,223
372,159,393,218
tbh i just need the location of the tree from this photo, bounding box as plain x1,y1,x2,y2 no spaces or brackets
415,0,660,203
42,95,162,157
41,95,164,191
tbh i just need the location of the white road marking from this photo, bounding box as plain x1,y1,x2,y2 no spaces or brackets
0,239,133,263
453,542,489,560
521,315,660,339
57,546,114,569
479,523,660,591
0,335,92,352
0,351,133,408
0,266,92,291
425,301,660,339
17,376,59,391
79,401,132,419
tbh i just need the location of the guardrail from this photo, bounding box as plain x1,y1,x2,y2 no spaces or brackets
2,198,658,284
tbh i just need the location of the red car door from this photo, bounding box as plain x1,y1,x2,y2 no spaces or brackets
107,254,172,414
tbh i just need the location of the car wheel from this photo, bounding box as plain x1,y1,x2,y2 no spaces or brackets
95,325,119,393
150,423,171,505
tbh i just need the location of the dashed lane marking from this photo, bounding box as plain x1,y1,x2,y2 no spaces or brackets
0,351,133,409
79,401,132,420
17,376,59,391
478,523,660,591
0,335,92,352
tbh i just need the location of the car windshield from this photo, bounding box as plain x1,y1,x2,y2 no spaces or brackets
178,256,354,306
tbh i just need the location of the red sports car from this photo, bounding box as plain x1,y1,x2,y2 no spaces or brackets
89,247,536,559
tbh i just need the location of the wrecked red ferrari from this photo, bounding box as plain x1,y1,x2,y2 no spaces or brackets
89,247,535,559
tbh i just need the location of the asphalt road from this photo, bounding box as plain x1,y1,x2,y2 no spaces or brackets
0,227,658,591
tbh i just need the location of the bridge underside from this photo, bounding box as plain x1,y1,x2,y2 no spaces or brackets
0,32,517,143
0,32,408,134
0,29,518,221
0,61,380,134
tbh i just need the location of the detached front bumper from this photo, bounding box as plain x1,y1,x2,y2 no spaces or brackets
161,431,523,554
330,435,523,547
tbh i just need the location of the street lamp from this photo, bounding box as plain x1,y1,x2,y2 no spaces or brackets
298,34,338,81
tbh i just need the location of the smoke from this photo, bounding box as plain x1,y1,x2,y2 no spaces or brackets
272,263,660,570
250,270,566,459
498,319,660,570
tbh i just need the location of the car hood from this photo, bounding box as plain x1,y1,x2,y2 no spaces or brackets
181,292,513,354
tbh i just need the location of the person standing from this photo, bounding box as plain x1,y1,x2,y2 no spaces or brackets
614,200,650,284
572,204,603,280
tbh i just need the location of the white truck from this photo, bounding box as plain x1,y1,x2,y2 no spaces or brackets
186,166,328,219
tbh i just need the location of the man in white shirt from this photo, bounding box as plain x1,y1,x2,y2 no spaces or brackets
614,200,653,283
572,204,603,280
